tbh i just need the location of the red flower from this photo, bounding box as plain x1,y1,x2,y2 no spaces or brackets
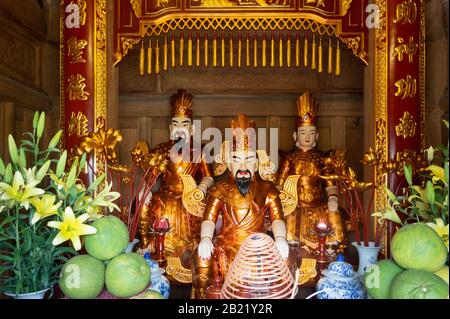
153,218,170,232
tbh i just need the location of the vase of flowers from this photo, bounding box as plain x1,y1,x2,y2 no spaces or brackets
0,112,120,299
373,120,449,255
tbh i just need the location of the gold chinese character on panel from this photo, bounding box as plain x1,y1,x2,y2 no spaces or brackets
67,74,90,101
395,75,417,99
393,37,418,63
394,0,417,24
395,111,417,139
67,36,88,64
68,111,89,137
306,0,325,7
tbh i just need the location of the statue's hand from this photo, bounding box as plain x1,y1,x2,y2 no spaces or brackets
328,196,339,212
197,184,207,196
275,237,289,259
198,237,214,260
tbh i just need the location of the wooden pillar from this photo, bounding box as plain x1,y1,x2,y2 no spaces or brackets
0,101,14,161
60,0,107,181
373,0,426,256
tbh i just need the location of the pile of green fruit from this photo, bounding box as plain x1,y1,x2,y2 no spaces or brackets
363,223,448,299
58,215,163,299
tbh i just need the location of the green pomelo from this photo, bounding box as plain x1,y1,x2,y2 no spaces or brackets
59,255,105,299
131,290,164,299
105,253,151,298
390,269,448,299
435,266,449,284
364,259,404,299
391,223,447,272
85,215,129,261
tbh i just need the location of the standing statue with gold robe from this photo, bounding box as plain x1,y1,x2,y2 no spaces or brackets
276,92,346,255
135,89,214,258
192,113,290,299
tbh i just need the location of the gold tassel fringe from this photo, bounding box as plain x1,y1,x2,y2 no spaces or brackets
188,33,193,66
221,32,225,67
304,35,308,67
295,33,300,68
328,38,333,74
147,39,152,75
287,34,291,68
279,33,283,67
196,33,200,67
238,33,242,68
318,37,323,73
253,34,258,67
271,32,275,67
171,34,175,68
246,33,250,67
179,33,184,66
311,35,316,70
213,32,217,67
262,32,267,67
139,41,144,76
163,36,168,71
204,33,208,67
336,39,341,76
229,34,234,67
155,40,160,74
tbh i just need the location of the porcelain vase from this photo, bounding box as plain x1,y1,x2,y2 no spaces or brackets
4,288,49,299
125,238,140,253
149,272,171,299
352,241,381,276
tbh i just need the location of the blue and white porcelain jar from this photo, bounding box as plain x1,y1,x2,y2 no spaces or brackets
315,254,366,299
144,252,170,299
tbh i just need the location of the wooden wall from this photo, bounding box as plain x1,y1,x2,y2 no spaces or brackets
0,0,60,163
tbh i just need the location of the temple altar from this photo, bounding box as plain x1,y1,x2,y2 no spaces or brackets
0,0,448,303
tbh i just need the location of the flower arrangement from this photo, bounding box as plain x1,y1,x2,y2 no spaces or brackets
0,112,120,296
373,120,449,251
322,150,382,247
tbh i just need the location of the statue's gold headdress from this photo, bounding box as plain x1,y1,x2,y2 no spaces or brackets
296,91,319,127
230,113,257,152
170,89,193,119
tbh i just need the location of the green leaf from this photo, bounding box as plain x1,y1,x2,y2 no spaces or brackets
18,148,26,168
48,130,62,149
32,112,39,130
8,135,19,164
56,151,67,177
36,160,51,181
78,153,87,175
404,164,413,185
87,174,105,193
426,181,435,204
384,186,398,202
37,112,46,139
443,119,449,129
445,161,449,185
0,158,5,175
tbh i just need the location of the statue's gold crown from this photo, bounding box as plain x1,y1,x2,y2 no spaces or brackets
230,113,257,152
296,91,319,127
170,89,193,119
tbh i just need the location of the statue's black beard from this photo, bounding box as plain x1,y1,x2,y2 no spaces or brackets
235,169,252,196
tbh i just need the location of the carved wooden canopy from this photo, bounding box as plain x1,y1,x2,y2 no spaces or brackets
114,0,369,66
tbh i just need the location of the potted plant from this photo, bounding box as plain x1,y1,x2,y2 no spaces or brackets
0,111,120,299
373,120,449,253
